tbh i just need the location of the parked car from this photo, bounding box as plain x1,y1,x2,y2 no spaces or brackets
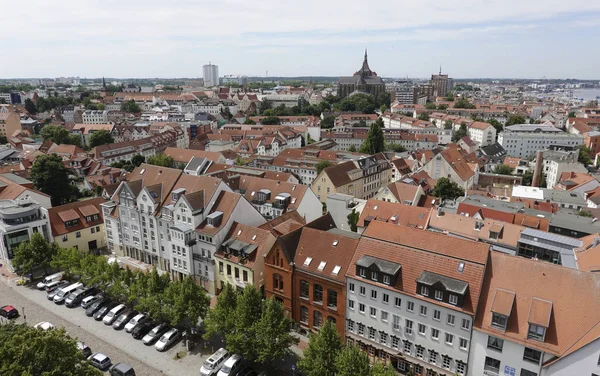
36,272,63,290
65,287,98,308
77,341,92,358
46,281,70,300
109,362,136,376
45,280,69,293
86,298,110,317
112,309,137,330
34,322,55,331
125,313,149,333
217,354,244,376
0,305,19,319
81,294,103,309
131,321,154,340
142,323,169,345
103,304,127,325
93,302,118,321
155,328,181,351
53,282,83,304
235,367,257,376
88,352,112,371
200,348,230,376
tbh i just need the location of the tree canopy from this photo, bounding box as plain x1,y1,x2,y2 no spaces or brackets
452,123,468,142
316,160,332,175
147,153,174,168
333,93,376,114
488,118,503,134
347,208,359,232
492,164,515,175
298,320,342,376
24,98,37,114
359,118,385,154
121,99,141,113
577,145,593,166
432,177,465,201
11,232,59,275
505,115,527,126
88,130,114,148
31,154,79,206
0,324,102,376
453,98,476,109
40,125,82,147
320,115,335,129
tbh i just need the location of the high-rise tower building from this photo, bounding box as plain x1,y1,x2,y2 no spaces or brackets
203,62,219,88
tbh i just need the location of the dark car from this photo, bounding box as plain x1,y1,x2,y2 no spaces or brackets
142,323,169,345
235,366,257,376
77,341,92,358
131,321,154,340
0,305,19,319
109,362,136,376
93,302,118,321
112,309,137,330
86,298,109,317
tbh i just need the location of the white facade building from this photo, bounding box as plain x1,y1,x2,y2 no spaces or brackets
82,110,109,124
498,125,584,158
203,63,219,88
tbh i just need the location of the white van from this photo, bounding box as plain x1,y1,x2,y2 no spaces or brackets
53,282,83,304
200,348,230,376
217,354,244,376
103,304,126,325
37,272,63,290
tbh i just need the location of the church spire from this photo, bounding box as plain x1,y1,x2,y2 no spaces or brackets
439,64,442,75
364,48,368,62
102,76,106,89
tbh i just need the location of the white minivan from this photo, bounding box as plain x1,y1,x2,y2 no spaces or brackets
53,282,83,304
200,348,230,376
103,304,126,325
37,272,63,290
217,354,244,376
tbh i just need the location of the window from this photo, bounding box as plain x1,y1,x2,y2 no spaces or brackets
371,289,377,300
383,275,390,285
442,355,451,369
359,286,366,296
407,301,414,312
433,309,441,321
273,274,283,290
403,340,412,354
227,264,232,276
380,332,387,345
300,280,309,299
370,307,377,317
359,268,366,277
523,347,542,364
219,262,224,274
435,290,443,300
418,323,426,335
382,293,389,304
62,235,68,241
394,297,401,308
428,350,437,364
445,333,454,345
347,320,355,332
393,315,401,330
461,318,470,330
405,319,413,335
349,282,355,293
371,271,378,281
348,300,355,310
456,361,466,375
327,289,338,309
420,285,429,296
314,284,323,304
392,336,400,350
381,311,388,322
449,294,458,305
358,323,365,336
520,370,537,376
91,227,96,234
416,345,424,359
447,314,455,326
420,305,427,316
527,324,546,341
487,336,504,351
459,337,468,350
313,310,323,328
430,328,439,340
491,313,508,330
484,357,500,373
359,303,365,314
369,327,376,340
300,306,308,324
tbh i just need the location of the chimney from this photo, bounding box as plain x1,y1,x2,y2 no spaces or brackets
532,151,543,187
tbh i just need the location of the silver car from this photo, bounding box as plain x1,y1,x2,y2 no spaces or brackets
154,328,181,351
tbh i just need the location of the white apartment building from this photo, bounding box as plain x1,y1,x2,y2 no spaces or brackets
346,222,490,376
468,252,600,376
82,110,109,124
0,198,51,271
498,125,584,158
263,94,300,108
467,122,496,147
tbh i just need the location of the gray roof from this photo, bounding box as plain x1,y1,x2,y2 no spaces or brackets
504,124,562,132
0,173,32,185
545,189,586,205
550,213,600,234
416,271,469,295
339,76,384,85
356,255,401,275
185,156,208,172
327,227,361,239
520,227,582,248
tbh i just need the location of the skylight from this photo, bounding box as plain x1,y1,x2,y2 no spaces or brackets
332,265,341,275
304,257,312,266
458,262,465,273
374,205,378,210
317,261,327,271
252,234,257,241
332,240,339,246
237,230,242,236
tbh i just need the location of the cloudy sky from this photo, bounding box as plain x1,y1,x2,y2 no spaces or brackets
1,0,599,79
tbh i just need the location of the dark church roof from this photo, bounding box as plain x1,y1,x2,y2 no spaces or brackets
339,50,384,86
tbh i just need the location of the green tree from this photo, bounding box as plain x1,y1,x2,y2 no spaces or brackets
444,119,453,129
0,324,102,376
437,103,449,110
298,320,342,376
347,208,359,232
51,246,85,279
221,107,233,120
89,130,114,148
235,156,245,166
31,154,78,206
488,118,503,134
379,104,388,113
492,164,515,175
121,99,141,113
259,99,273,114
24,98,37,114
334,345,371,376
578,209,594,218
348,145,357,152
359,118,385,154
568,111,576,118
163,276,210,336
522,170,534,186
371,361,397,376
356,120,367,128
226,285,263,361
203,283,238,341
261,116,281,125
243,118,256,125
316,161,332,175
452,123,468,142
40,125,71,144
505,115,526,126
445,92,455,101
386,143,406,153
320,115,335,129
577,145,593,166
454,98,476,109
425,102,437,110
11,232,59,275
432,177,465,201
147,153,174,167
131,154,145,167
254,297,298,364
418,113,430,121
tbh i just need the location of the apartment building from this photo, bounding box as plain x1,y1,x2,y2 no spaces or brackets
70,123,115,147
356,200,430,234
345,221,489,375
82,110,109,124
467,121,496,147
374,181,425,206
311,154,392,202
469,251,600,376
498,125,584,158
421,146,481,190
0,109,22,138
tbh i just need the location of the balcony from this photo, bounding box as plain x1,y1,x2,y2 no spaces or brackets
186,239,197,247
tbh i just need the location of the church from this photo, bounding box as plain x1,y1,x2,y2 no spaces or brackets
337,50,385,98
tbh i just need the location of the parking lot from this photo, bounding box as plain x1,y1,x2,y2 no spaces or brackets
0,277,225,376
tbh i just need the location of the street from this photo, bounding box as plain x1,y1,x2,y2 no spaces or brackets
0,277,222,376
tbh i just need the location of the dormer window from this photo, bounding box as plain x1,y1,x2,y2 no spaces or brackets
449,294,458,305
420,286,429,296
359,268,366,278
383,275,390,285
527,324,546,341
435,290,444,300
371,271,378,281
491,313,508,331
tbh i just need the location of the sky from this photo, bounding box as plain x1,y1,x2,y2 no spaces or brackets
1,0,600,79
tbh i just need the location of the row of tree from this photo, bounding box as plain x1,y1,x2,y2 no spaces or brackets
39,125,114,149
